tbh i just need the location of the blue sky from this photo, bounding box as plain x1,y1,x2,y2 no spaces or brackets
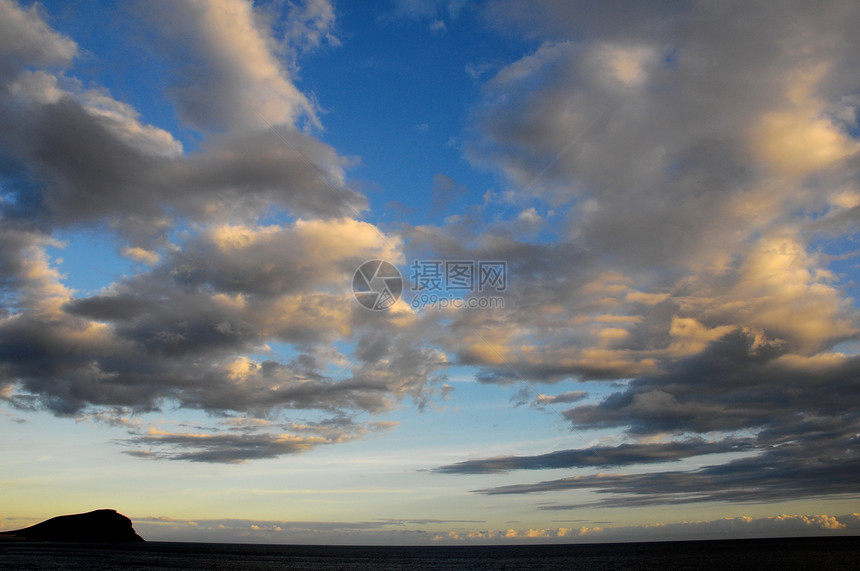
1,0,860,544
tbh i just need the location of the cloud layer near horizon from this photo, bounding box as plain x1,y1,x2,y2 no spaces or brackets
127,511,860,544
0,0,858,519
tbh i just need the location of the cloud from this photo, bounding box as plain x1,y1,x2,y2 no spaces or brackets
123,424,357,463
464,330,860,505
123,247,160,266
0,0,434,462
750,64,859,175
431,174,468,214
434,438,754,474
472,0,860,271
434,513,859,543
560,513,855,540
120,413,400,463
1,215,410,417
0,0,77,77
420,0,860,385
532,391,586,406
476,440,860,506
411,0,860,510
141,0,318,131
562,330,860,435
1,0,859,510
0,0,365,248
281,0,340,59
134,513,473,544
1,82,361,235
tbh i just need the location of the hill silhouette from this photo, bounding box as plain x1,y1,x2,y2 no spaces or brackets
0,509,144,542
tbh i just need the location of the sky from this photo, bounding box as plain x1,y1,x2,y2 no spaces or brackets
1,0,859,545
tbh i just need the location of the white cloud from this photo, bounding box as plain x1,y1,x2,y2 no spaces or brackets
79,89,183,157
588,43,655,87
122,247,160,266
433,513,859,543
282,0,340,57
146,0,318,131
751,64,859,175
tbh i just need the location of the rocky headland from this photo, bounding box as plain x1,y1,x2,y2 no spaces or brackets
0,509,144,542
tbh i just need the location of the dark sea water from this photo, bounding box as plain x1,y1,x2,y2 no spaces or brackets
1,536,857,570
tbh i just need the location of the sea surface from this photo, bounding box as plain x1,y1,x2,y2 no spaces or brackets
1,536,857,570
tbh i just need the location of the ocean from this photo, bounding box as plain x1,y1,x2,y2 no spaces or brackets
1,536,857,570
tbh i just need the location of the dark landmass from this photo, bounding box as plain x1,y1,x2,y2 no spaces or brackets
0,509,144,542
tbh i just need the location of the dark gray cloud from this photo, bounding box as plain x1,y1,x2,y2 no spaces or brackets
563,330,860,435
124,430,332,463
0,0,420,464
0,214,443,458
0,1,363,247
0,95,364,234
431,174,469,214
0,98,162,227
1,300,424,418
2,0,860,502
120,415,399,463
435,438,754,474
461,330,860,505
125,423,356,463
164,128,367,224
478,431,860,508
0,0,77,78
416,2,860,514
